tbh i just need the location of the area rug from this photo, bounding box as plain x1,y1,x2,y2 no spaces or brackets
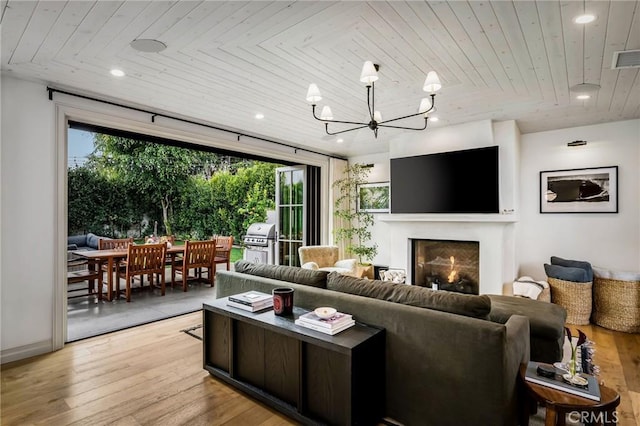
180,324,203,340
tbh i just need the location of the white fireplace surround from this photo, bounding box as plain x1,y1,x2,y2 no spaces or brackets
378,215,517,295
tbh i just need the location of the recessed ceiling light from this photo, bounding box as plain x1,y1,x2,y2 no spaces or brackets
255,113,264,119
110,69,125,77
574,14,596,24
130,39,167,53
336,138,344,143
576,94,591,100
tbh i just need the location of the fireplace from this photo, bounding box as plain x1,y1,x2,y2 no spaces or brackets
412,239,480,295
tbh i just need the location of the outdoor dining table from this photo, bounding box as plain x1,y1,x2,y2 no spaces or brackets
73,244,186,301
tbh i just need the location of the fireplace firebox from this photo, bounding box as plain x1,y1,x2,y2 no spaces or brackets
412,239,479,295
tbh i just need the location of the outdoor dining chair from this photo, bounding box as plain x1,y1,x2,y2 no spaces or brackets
98,237,133,296
213,235,234,275
171,239,217,291
117,242,167,302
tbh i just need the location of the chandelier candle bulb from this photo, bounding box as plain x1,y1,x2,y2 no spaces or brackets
360,61,379,84
419,98,432,115
320,106,333,120
423,71,441,93
306,84,322,103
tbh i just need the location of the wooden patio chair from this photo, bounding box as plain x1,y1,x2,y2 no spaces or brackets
171,240,217,291
67,257,101,299
213,236,234,275
117,242,167,302
98,237,133,295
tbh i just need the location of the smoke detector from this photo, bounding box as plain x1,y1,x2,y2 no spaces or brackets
612,50,640,69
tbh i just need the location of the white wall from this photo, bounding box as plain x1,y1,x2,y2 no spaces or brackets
518,119,640,279
1,77,57,357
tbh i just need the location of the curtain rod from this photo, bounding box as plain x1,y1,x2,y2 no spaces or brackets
47,87,346,161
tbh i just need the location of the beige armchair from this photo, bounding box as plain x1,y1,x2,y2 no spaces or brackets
298,245,357,276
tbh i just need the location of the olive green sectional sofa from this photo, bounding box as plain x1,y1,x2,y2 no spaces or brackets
215,261,537,426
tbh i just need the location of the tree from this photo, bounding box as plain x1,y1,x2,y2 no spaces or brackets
89,135,220,235
332,163,378,264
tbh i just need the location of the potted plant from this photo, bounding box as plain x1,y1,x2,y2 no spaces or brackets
332,163,378,278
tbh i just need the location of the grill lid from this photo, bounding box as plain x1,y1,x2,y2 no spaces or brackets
244,222,276,245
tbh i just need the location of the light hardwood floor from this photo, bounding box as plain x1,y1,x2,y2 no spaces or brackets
2,314,639,425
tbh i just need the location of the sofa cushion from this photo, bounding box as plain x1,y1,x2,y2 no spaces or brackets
326,272,491,319
234,260,328,288
551,256,593,282
86,233,101,250
67,234,88,247
544,263,589,283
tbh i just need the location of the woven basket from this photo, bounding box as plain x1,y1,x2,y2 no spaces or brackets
547,277,592,325
592,276,640,333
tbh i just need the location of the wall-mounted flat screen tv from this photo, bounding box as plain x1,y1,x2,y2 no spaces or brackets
390,146,499,214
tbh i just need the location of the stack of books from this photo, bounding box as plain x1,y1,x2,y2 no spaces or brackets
227,291,273,312
294,311,355,335
523,361,601,401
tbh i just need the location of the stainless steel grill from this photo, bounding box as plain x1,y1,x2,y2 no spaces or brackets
242,222,276,265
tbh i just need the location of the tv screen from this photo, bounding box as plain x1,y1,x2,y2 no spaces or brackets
390,146,499,214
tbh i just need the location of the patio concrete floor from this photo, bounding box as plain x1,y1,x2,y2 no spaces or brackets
67,267,230,342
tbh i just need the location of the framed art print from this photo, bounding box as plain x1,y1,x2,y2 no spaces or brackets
357,182,390,213
540,166,618,213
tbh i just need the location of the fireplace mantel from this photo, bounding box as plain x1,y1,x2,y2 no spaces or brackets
378,217,517,295
378,214,518,223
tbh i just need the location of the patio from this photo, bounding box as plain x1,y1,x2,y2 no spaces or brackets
67,266,230,342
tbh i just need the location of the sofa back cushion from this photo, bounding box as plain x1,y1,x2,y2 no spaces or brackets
233,260,328,288
326,272,491,319
67,234,87,247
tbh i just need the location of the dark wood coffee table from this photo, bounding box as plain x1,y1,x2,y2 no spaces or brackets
203,298,385,425
519,364,620,425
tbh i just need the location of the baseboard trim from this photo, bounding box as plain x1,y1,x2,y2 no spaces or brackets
1,340,53,364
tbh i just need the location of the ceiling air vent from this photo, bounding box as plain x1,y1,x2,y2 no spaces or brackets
611,50,640,69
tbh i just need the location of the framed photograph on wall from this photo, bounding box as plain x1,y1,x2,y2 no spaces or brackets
539,166,618,213
357,182,390,213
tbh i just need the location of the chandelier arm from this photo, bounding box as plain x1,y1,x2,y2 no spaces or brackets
378,118,428,131
370,83,375,120
325,123,369,136
378,94,436,125
312,105,367,126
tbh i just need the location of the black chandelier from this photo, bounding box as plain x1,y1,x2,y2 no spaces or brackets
306,61,441,138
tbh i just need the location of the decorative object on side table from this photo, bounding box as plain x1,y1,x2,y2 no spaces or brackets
272,287,294,316
563,327,587,385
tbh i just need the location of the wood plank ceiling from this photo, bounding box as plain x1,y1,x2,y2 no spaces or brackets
1,1,639,157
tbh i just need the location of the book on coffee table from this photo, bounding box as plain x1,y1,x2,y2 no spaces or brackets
524,361,601,401
295,318,355,335
227,291,273,312
297,311,353,329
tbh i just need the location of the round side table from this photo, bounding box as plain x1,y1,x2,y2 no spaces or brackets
519,364,620,426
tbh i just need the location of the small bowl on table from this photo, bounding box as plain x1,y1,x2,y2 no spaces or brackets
314,307,337,319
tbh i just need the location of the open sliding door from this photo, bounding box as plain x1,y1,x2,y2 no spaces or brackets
275,166,321,266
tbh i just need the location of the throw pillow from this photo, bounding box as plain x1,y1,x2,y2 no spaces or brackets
544,263,589,283
550,256,593,282
326,272,491,319
234,260,328,288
